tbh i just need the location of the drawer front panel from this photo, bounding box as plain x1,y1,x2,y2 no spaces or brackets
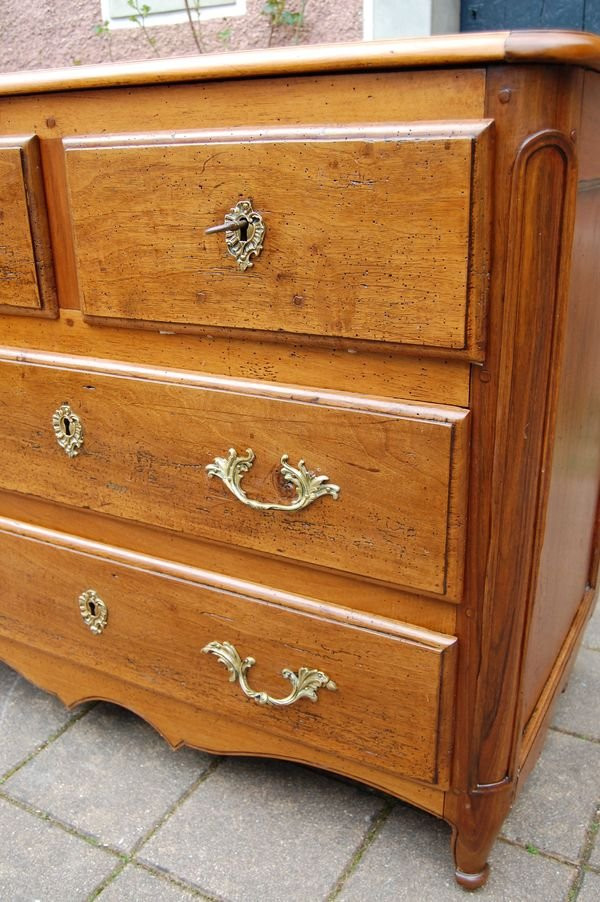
0,357,469,598
0,137,56,315
63,123,490,350
0,521,457,786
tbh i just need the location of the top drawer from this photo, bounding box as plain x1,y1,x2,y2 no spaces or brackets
63,122,491,353
0,136,56,316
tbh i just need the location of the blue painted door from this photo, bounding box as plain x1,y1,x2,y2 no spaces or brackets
460,1,599,34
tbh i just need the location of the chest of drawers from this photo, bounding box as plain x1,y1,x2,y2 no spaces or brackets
0,29,599,890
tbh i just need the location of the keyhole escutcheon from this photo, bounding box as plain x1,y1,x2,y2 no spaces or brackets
52,403,84,458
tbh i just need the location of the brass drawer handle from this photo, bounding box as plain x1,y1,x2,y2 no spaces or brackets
52,403,84,458
202,641,337,707
206,447,340,512
78,589,108,635
205,199,265,271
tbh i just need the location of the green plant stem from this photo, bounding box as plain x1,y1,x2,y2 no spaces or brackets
128,1,160,57
140,23,159,56
263,1,308,47
294,0,308,43
184,0,204,53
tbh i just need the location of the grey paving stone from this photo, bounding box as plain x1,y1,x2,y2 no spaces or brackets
553,648,600,740
337,803,575,902
503,730,600,861
579,869,600,902
140,757,385,902
589,820,600,869
3,702,213,852
0,661,80,778
583,601,600,650
0,796,117,901
98,863,200,900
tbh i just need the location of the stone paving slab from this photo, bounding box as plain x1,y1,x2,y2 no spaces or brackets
552,648,600,740
0,796,117,902
502,729,600,862
2,702,213,852
0,662,81,776
583,602,600,650
140,757,386,902
337,803,577,902
579,870,600,901
588,819,600,869
97,863,204,901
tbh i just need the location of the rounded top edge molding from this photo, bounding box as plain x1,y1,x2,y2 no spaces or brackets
1,30,600,98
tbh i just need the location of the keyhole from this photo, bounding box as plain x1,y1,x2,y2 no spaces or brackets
62,416,71,436
88,601,96,616
238,217,249,242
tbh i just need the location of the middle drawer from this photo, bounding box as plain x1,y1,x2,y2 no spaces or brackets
0,356,469,599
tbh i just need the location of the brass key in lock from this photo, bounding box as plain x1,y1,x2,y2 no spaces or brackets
205,199,265,271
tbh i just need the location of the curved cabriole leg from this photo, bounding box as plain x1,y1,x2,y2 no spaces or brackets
448,786,515,891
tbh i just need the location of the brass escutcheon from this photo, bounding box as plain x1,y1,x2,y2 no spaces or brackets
205,199,265,271
52,403,84,458
78,589,108,635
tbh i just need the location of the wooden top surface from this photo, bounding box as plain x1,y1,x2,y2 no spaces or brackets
0,30,599,96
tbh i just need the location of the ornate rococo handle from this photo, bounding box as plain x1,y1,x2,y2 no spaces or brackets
206,447,340,512
202,640,337,707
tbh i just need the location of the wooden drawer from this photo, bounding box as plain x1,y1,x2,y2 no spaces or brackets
63,122,491,352
0,136,56,316
0,518,457,787
0,354,469,598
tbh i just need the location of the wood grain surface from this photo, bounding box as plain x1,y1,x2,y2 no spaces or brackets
0,355,469,597
520,72,600,727
0,517,457,787
0,310,472,407
445,66,585,886
0,42,599,891
0,488,459,633
0,70,486,140
63,124,489,351
0,30,599,97
0,141,39,309
0,635,446,815
0,137,56,315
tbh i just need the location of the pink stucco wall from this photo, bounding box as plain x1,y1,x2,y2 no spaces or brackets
0,1,363,72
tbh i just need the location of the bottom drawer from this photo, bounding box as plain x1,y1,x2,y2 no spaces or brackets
0,517,457,788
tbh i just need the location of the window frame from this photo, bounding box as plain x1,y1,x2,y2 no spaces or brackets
101,0,246,31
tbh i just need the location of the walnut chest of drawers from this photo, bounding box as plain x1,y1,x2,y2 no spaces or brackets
1,29,599,890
